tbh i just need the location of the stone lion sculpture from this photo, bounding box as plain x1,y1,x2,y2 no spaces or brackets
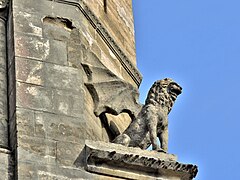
113,78,182,152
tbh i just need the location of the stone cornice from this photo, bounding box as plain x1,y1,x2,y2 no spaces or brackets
49,0,142,86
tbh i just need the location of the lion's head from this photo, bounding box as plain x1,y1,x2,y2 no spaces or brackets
145,78,182,113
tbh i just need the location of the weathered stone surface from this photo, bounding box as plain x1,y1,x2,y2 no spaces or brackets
15,108,35,137
18,135,57,165
85,140,198,180
14,11,42,37
56,141,85,167
16,82,84,117
43,16,73,41
47,40,68,65
83,89,110,142
15,57,81,90
0,149,13,180
15,34,50,61
34,111,84,143
17,161,95,180
0,119,8,146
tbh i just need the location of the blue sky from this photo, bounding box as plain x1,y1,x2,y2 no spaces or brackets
133,1,240,179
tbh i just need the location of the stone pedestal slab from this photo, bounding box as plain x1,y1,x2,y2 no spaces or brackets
85,140,198,180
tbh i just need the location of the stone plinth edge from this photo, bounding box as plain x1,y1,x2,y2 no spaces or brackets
84,140,198,179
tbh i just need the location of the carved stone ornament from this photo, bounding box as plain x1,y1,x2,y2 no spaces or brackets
0,0,7,9
113,78,182,152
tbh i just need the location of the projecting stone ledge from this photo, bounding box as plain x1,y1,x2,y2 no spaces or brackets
84,140,198,180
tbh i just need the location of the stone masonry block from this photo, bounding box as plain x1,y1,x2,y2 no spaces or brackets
16,82,53,112
0,58,7,79
0,151,10,168
13,0,56,17
0,151,11,180
56,141,85,167
0,40,6,58
0,20,5,33
52,89,84,117
47,40,68,65
67,43,85,69
17,161,94,180
0,169,9,180
84,117,103,142
34,111,85,143
18,135,57,165
16,82,84,117
14,11,42,37
15,34,68,65
17,161,36,180
15,57,82,90
15,34,49,61
15,108,35,136
43,18,72,42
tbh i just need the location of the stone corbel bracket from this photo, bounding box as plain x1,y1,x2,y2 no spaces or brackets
84,140,198,180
